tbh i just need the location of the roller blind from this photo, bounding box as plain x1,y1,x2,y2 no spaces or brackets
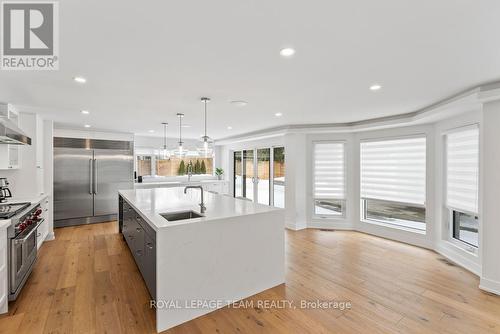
360,137,426,205
313,142,345,199
446,126,479,214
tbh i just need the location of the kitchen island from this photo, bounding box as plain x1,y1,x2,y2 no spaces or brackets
118,187,285,332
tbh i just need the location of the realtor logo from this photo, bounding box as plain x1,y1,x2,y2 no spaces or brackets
1,1,59,70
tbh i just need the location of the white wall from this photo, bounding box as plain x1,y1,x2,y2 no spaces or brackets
479,100,500,294
54,128,134,141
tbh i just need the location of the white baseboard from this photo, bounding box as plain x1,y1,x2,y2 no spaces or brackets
285,223,306,231
307,221,354,230
45,232,55,241
479,277,500,295
434,241,481,276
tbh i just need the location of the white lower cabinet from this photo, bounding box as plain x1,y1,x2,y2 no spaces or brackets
37,197,49,249
0,223,8,314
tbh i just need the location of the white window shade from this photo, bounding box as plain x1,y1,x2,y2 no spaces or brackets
446,126,479,214
361,137,426,206
313,142,345,199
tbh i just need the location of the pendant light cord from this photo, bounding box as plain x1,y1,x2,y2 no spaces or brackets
204,99,207,139
163,123,167,149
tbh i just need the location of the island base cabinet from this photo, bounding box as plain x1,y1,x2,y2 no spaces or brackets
120,197,156,300
144,233,156,299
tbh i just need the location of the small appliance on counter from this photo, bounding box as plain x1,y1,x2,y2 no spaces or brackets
0,177,12,203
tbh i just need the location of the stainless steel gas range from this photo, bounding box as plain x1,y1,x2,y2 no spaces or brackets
0,202,43,300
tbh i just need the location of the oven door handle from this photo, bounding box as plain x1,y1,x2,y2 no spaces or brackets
13,222,41,245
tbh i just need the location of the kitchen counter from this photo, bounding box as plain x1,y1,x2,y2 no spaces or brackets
133,179,230,194
119,187,277,230
5,194,48,205
119,188,285,332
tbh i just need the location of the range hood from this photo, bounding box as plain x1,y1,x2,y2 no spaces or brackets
0,118,31,145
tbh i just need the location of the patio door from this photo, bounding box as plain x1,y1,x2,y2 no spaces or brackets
233,147,284,207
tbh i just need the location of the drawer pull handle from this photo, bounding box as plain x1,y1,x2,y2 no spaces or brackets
136,227,141,232
146,243,154,249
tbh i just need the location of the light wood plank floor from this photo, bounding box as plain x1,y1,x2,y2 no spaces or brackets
1,221,499,334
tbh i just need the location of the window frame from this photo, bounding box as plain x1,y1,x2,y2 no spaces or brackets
361,198,426,233
311,140,347,219
359,134,427,232
444,124,480,251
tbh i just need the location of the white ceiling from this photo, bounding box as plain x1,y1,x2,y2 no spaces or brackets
1,0,499,140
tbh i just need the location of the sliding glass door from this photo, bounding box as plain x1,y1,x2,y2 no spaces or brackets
234,151,243,197
256,148,271,205
243,150,254,201
272,147,285,208
233,147,285,207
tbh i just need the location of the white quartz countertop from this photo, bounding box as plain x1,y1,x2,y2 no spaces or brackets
134,179,228,188
4,194,48,205
119,187,282,231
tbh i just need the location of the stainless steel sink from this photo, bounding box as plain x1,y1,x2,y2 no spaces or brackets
160,210,204,222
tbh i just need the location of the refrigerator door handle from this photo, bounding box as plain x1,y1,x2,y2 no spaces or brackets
94,158,98,194
89,159,93,194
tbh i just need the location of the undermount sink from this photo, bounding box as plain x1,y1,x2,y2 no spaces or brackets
160,210,204,222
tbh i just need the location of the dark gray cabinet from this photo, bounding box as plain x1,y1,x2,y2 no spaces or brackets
119,197,156,299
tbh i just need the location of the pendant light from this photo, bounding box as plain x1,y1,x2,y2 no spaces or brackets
197,97,214,157
174,113,186,158
158,122,170,160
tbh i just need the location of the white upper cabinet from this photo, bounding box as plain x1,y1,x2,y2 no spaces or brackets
0,104,21,169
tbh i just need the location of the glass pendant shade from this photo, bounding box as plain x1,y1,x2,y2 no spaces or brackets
157,122,171,160
175,113,187,157
197,97,214,157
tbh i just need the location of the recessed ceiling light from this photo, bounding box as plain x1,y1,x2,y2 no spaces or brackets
275,112,283,117
73,76,87,83
280,48,295,57
370,84,382,91
84,124,91,128
230,100,248,107
148,130,155,133
227,126,233,130
181,124,191,128
81,110,89,114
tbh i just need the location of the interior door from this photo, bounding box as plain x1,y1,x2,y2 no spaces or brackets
256,148,271,205
54,148,94,220
93,149,133,216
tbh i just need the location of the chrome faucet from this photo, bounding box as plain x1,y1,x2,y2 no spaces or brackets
184,185,206,213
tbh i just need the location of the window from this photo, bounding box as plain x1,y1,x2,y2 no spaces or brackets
313,142,345,217
135,151,213,178
360,136,426,231
446,126,479,247
136,155,152,177
157,157,213,177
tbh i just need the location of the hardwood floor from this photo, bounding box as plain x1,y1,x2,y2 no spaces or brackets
1,222,499,334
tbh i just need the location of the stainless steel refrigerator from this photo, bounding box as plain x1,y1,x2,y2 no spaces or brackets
54,137,134,227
